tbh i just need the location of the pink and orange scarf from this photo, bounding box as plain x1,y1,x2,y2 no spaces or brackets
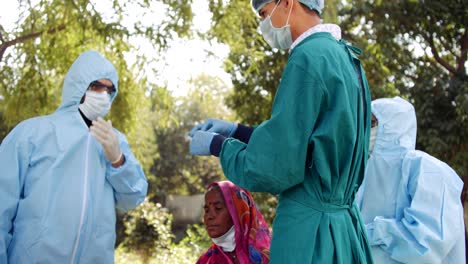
196,181,271,264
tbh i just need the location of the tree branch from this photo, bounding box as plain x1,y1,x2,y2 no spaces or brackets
0,24,66,63
423,33,457,74
0,25,5,43
457,29,467,75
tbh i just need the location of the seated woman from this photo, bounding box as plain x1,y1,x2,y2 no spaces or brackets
197,181,271,264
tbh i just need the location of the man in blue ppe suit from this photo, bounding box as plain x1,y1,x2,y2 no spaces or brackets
189,0,374,263
0,50,148,263
356,96,465,263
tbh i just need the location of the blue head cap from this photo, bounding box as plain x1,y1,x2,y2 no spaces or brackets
299,0,324,15
251,0,324,15
251,0,274,12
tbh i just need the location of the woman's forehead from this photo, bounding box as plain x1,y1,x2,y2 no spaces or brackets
205,188,225,202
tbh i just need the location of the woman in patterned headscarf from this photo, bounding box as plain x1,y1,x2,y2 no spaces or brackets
197,181,271,264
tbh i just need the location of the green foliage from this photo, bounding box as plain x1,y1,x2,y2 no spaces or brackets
252,192,278,225
207,0,286,124
149,74,233,200
119,199,174,262
180,224,212,252
117,74,237,260
152,224,211,264
116,222,211,264
0,100,8,140
0,0,194,132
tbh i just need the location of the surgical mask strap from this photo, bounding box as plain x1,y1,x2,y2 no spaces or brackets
270,0,281,17
285,0,293,26
269,0,293,28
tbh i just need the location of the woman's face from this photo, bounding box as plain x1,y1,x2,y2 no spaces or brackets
203,188,234,238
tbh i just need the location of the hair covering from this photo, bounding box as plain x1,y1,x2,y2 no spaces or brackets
60,50,119,111
197,181,271,264
371,96,417,152
251,0,324,15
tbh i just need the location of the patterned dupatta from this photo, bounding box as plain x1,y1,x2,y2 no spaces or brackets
196,181,271,264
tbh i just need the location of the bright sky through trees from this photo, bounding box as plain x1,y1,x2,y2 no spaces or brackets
0,0,232,97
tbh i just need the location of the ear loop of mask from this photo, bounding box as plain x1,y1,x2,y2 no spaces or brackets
269,0,294,29
285,0,293,27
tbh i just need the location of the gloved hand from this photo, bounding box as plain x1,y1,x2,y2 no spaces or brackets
90,117,123,164
189,118,237,138
190,131,217,156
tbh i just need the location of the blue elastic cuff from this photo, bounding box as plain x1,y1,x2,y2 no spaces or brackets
210,134,226,157
232,123,254,144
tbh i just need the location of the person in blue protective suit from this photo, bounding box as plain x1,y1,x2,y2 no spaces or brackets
0,50,148,263
188,0,374,263
355,96,465,263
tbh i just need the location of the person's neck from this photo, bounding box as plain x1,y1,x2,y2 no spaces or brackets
291,15,321,41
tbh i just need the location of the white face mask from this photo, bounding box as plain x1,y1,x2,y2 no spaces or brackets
211,225,236,252
369,126,378,153
259,0,294,50
79,90,111,121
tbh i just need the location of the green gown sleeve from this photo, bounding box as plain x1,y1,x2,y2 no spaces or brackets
219,58,325,194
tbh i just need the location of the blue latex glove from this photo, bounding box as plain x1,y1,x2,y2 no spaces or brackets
189,118,237,138
190,131,217,156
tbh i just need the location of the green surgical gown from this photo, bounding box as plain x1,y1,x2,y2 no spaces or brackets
219,33,374,263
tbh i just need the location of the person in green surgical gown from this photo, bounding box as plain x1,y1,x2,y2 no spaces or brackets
188,0,373,263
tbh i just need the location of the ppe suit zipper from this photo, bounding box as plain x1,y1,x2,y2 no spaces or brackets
70,134,91,264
